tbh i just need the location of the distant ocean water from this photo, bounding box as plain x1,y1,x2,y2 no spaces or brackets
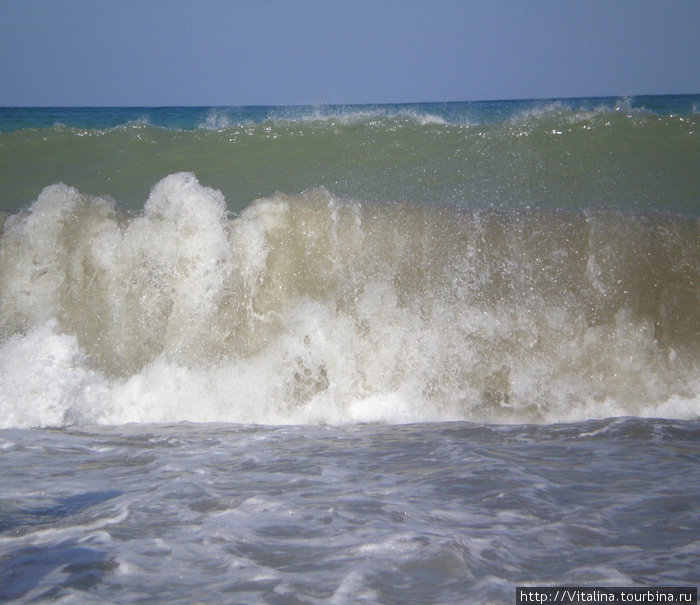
0,96,698,603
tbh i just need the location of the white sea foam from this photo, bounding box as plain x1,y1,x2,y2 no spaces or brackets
0,174,698,428
267,105,449,127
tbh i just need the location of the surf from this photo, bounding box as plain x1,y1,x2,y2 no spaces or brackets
1,173,698,428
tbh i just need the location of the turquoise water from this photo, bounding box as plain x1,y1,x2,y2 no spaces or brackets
2,95,697,131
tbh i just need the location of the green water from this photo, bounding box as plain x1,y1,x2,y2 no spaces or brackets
1,103,697,214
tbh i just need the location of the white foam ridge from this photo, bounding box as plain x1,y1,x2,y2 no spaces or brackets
507,96,677,126
262,105,449,127
0,173,698,428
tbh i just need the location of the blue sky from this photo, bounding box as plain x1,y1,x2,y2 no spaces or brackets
1,0,698,106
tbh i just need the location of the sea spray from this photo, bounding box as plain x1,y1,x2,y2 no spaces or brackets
1,173,698,427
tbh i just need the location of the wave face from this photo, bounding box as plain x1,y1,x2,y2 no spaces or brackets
1,173,698,427
1,96,699,215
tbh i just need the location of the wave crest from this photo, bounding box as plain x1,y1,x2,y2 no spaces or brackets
0,174,698,427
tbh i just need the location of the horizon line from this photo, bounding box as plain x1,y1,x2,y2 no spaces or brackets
2,92,698,110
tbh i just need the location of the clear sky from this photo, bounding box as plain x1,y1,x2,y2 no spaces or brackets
1,0,698,107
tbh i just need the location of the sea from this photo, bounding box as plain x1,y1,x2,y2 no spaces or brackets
0,96,698,603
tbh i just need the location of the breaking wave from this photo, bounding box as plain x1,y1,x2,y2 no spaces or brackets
1,173,698,428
